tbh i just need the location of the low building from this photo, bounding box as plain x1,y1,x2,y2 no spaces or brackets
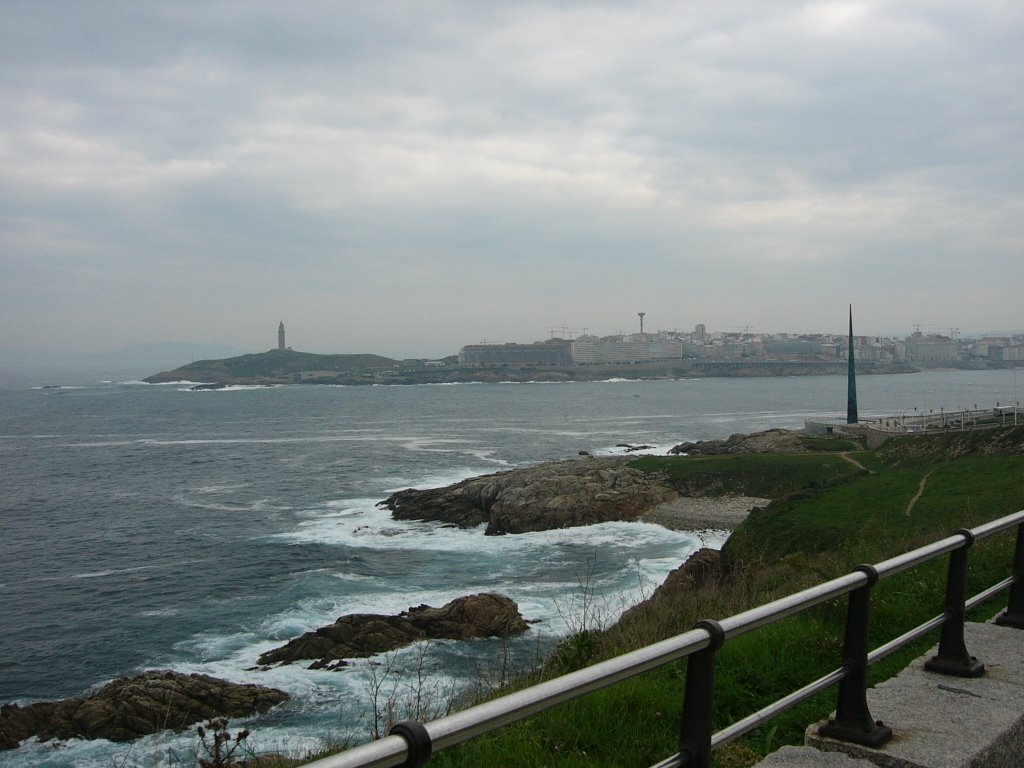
907,333,959,363
459,340,573,367
571,334,684,364
991,345,1024,362
764,340,824,355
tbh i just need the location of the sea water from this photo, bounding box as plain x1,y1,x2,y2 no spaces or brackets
0,370,1020,766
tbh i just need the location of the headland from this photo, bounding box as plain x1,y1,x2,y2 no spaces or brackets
143,348,917,386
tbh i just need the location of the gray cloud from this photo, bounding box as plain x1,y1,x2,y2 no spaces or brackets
1,1,1021,358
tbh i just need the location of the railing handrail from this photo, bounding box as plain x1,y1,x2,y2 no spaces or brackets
304,508,1024,768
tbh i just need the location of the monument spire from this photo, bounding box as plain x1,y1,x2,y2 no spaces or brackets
278,321,285,351
847,305,858,424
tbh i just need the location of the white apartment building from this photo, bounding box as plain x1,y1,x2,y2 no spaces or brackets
572,334,684,364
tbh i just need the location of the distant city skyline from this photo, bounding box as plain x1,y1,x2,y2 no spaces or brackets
2,3,1021,360
6,315,1023,361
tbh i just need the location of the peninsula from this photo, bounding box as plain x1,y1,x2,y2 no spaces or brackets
143,348,915,386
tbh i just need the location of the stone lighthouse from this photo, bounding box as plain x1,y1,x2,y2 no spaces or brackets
278,321,286,351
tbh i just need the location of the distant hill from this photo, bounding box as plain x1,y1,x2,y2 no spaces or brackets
144,349,398,383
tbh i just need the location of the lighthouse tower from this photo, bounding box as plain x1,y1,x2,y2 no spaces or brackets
278,321,286,351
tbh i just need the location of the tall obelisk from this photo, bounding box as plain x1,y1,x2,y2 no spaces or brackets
847,305,858,424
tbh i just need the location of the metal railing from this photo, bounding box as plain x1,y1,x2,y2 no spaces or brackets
305,509,1024,768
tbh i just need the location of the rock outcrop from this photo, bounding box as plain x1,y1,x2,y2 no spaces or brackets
669,428,807,456
258,593,530,670
381,457,678,535
0,671,288,751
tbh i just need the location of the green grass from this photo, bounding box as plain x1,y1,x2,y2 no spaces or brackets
725,454,1024,566
301,428,1023,768
631,453,864,499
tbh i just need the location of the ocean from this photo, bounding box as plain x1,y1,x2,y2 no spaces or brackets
0,370,1020,766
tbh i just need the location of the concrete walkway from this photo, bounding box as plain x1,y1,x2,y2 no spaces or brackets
754,621,1024,767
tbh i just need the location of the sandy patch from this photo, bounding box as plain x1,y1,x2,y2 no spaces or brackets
642,495,770,531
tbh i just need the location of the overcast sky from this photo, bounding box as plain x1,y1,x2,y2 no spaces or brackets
2,1,1021,359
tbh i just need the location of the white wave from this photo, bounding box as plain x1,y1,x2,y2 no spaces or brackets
173,529,704,683
145,436,360,446
380,466,497,492
30,384,105,390
63,439,141,448
132,517,710,766
396,436,480,454
275,501,701,560
139,607,181,617
120,379,205,385
593,441,679,457
194,482,252,494
463,448,513,466
73,564,162,579
181,384,279,392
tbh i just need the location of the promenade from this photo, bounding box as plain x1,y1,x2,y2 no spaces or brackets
757,621,1024,767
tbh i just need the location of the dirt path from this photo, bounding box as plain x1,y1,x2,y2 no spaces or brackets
905,469,936,516
839,452,872,473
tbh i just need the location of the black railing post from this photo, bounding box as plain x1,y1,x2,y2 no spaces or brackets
817,564,892,747
925,530,985,676
678,619,725,768
995,521,1024,630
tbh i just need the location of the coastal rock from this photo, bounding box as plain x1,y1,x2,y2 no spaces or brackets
669,428,805,456
0,671,288,751
258,593,529,668
382,457,678,534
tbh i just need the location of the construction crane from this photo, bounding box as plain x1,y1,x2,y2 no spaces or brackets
546,326,583,340
913,324,959,339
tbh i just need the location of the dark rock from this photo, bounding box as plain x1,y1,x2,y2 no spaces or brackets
381,457,677,535
404,593,531,638
258,593,529,668
0,671,288,751
669,428,805,456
